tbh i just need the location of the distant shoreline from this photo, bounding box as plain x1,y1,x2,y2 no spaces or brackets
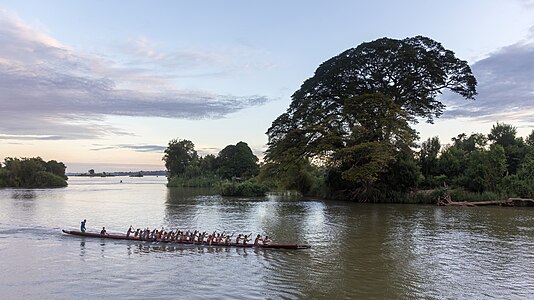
67,170,166,177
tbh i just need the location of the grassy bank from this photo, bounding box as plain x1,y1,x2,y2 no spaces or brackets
407,188,505,204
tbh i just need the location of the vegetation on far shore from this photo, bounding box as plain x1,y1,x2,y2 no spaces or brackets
163,139,268,196
0,157,68,188
162,36,534,202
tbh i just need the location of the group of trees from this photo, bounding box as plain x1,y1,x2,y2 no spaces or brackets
0,157,68,188
419,123,534,198
263,36,478,201
163,139,260,188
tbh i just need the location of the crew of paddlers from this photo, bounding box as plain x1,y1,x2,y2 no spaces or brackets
124,225,272,246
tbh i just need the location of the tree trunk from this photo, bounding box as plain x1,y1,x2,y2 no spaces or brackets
438,197,534,207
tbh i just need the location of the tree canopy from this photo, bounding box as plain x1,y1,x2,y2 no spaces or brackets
265,36,477,200
0,157,67,188
163,139,198,178
416,123,534,198
217,141,259,180
163,139,261,187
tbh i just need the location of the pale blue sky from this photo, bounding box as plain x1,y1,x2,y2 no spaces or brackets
1,0,534,172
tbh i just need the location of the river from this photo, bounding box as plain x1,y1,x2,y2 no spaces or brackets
0,176,533,299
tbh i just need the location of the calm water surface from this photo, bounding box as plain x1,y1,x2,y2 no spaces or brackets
0,176,533,299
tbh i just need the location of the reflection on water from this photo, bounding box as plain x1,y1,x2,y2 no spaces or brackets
0,176,533,299
11,190,37,199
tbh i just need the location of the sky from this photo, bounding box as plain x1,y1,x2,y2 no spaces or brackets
1,0,534,173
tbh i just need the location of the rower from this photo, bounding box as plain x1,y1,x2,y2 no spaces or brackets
207,234,213,245
254,234,262,246
225,233,233,245
262,236,271,245
235,234,243,244
243,234,251,245
80,219,87,232
126,225,134,237
100,227,108,235
216,232,225,244
199,232,206,243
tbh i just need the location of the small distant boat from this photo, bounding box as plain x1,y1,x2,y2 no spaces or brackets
62,230,311,249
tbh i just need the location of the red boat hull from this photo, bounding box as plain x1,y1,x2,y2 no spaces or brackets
62,230,311,249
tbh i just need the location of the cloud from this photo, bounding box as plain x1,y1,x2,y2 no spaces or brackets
0,11,269,140
90,144,166,153
442,34,534,126
124,36,227,71
121,36,276,78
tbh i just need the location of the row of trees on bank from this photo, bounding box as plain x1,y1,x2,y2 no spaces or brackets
0,157,68,188
162,139,261,190
419,123,534,197
163,36,533,202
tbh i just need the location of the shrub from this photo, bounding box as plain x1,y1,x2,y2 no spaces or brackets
219,180,269,197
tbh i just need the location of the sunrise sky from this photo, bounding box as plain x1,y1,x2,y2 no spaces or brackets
1,0,534,172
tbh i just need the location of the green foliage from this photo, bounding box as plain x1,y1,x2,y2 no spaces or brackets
45,160,67,179
437,145,467,184
163,139,198,179
265,36,476,201
419,136,441,184
335,141,395,184
498,149,534,198
413,123,534,200
451,133,487,153
163,139,262,193
257,159,327,196
488,122,527,175
217,141,259,180
380,151,421,193
219,179,269,197
31,171,68,188
167,174,219,188
462,144,507,193
526,130,534,146
448,189,501,202
488,122,517,148
0,157,68,188
0,168,11,187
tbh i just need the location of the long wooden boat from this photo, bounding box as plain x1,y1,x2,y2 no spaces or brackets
62,230,311,249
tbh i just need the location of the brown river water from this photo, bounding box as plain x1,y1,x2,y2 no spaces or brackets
0,176,533,299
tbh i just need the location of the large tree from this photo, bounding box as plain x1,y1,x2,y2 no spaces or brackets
0,157,67,188
217,141,259,180
163,139,198,179
419,136,441,182
488,122,526,174
266,36,477,198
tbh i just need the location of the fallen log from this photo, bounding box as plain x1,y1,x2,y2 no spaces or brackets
438,197,534,207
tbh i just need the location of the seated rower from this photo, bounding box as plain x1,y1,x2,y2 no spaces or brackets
199,232,207,243
207,234,213,245
254,234,262,246
243,233,251,245
235,234,243,244
262,236,271,245
100,227,108,235
216,232,225,244
225,233,233,245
